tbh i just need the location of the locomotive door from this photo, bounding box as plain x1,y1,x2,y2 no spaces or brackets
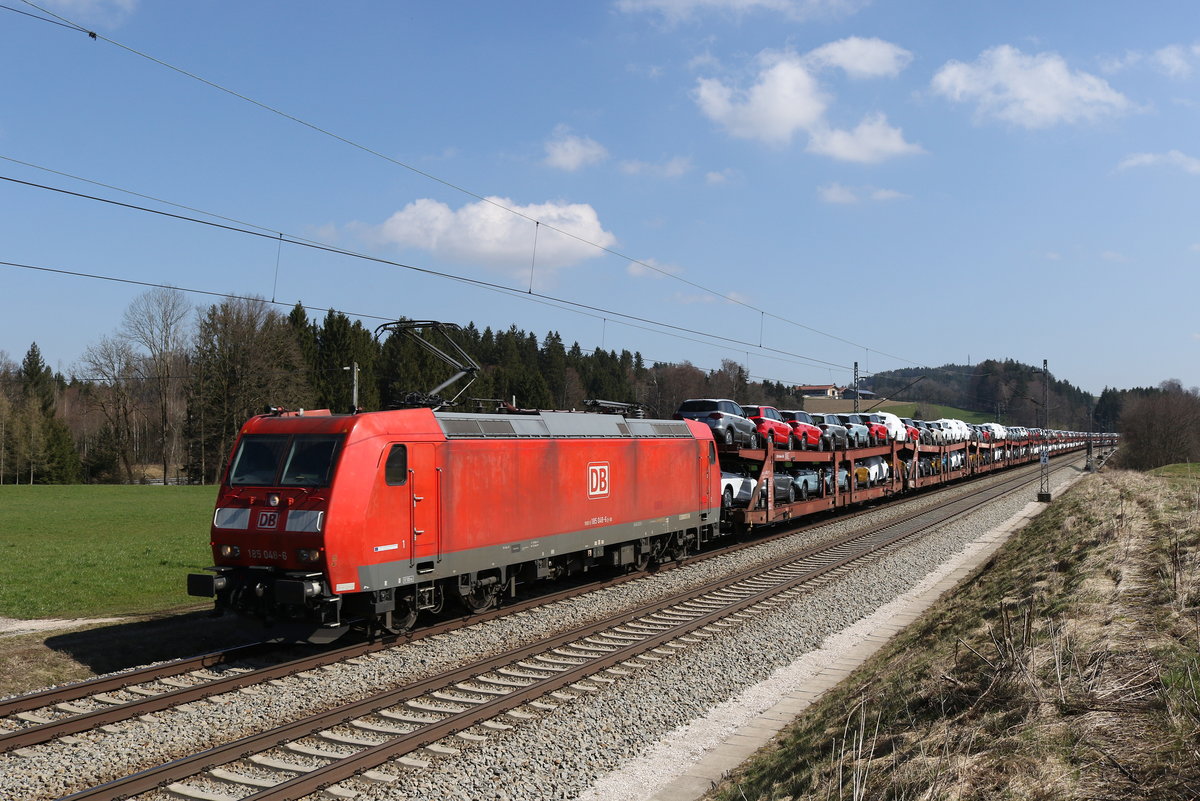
408,444,442,570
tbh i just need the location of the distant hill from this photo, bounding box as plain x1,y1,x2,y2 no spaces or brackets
864,359,1096,431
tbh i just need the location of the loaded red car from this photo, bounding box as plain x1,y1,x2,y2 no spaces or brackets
741,404,797,450
779,409,823,449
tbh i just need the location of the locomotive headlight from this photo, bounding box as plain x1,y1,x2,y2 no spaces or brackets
219,544,241,558
297,548,321,563
267,493,281,507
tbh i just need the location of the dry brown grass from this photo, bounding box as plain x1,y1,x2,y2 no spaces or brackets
711,470,1200,800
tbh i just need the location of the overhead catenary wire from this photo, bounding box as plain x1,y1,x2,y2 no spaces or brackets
7,0,923,369
0,172,853,374
0,255,854,393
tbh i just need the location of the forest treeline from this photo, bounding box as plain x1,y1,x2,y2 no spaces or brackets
867,360,1099,431
0,289,1189,484
0,289,809,484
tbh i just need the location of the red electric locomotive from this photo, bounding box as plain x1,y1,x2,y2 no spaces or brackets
188,407,721,642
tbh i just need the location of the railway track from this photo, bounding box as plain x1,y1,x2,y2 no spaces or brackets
44,455,1082,801
2,450,1062,754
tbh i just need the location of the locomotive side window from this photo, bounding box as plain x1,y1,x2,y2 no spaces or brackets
229,435,289,486
280,435,343,487
385,444,408,485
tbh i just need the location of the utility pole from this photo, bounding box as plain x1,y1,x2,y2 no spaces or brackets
1085,401,1095,472
1038,359,1051,502
853,361,860,413
343,362,359,412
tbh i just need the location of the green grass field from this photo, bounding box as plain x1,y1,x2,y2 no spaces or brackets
1149,463,1200,482
874,402,996,425
0,485,216,619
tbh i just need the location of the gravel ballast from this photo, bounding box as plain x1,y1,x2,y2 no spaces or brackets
0,460,1085,801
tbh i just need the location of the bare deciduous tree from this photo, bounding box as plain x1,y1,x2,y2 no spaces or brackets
80,336,142,483
1118,382,1200,470
121,288,190,483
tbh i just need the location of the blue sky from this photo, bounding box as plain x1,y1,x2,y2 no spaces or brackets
1,0,1197,396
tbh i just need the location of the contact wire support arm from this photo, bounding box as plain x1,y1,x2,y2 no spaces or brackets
375,320,481,410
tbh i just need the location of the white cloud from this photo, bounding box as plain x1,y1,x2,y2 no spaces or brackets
1100,250,1127,262
1117,149,1200,175
807,112,924,163
671,289,750,305
1043,251,1062,261
615,0,867,23
705,168,741,184
366,197,616,275
693,45,921,162
627,257,684,278
1191,243,1200,253
818,182,859,203
932,45,1132,128
694,53,828,145
1102,44,1198,78
818,182,909,203
1099,50,1143,74
620,156,692,177
805,36,913,79
1153,45,1193,78
44,0,137,17
543,125,608,171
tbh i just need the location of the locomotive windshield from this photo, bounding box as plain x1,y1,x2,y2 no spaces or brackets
228,434,344,487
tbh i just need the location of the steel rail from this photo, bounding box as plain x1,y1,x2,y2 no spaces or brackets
6,447,1082,757
59,454,1081,801
3,446,1041,748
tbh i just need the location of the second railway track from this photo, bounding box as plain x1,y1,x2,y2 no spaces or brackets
4,454,1090,801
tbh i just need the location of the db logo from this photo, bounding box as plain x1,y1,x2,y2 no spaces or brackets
587,462,610,499
257,511,280,529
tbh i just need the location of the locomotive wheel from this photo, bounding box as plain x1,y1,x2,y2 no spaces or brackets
460,582,501,614
390,602,418,634
633,549,653,573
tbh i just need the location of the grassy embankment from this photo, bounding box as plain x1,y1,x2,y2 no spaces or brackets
874,402,995,424
709,468,1200,800
801,399,994,424
0,485,214,619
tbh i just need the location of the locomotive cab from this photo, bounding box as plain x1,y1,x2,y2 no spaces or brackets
188,412,352,642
